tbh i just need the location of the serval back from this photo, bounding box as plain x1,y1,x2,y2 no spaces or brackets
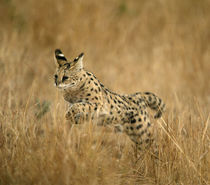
54,49,165,151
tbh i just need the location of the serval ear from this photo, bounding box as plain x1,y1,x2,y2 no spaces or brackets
71,52,84,71
54,49,68,67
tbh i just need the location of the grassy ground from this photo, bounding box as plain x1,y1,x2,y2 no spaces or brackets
0,0,209,184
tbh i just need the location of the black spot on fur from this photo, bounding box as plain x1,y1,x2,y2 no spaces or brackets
136,124,143,129
80,82,86,89
149,96,152,102
86,72,91,76
131,119,136,124
118,100,122,104
145,139,150,143
140,130,145,136
158,99,162,106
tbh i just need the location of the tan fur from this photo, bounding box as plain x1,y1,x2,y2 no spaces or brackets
54,49,165,150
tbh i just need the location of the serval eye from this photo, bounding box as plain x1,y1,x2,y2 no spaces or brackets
62,76,69,82
54,74,58,79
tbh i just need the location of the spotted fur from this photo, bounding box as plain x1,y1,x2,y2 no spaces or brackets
54,49,165,150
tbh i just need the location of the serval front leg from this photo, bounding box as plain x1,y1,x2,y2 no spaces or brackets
65,102,101,125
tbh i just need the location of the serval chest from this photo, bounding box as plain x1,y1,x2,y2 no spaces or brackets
54,49,165,151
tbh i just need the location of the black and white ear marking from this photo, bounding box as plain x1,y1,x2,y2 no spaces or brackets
72,52,84,70
55,49,67,66
73,53,84,62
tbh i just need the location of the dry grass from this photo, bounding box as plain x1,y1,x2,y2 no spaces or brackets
0,0,210,184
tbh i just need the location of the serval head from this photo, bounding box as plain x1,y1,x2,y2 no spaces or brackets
54,49,85,91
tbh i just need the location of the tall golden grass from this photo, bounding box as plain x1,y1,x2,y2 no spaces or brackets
0,0,209,184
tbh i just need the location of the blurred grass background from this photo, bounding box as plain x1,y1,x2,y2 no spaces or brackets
0,0,209,184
